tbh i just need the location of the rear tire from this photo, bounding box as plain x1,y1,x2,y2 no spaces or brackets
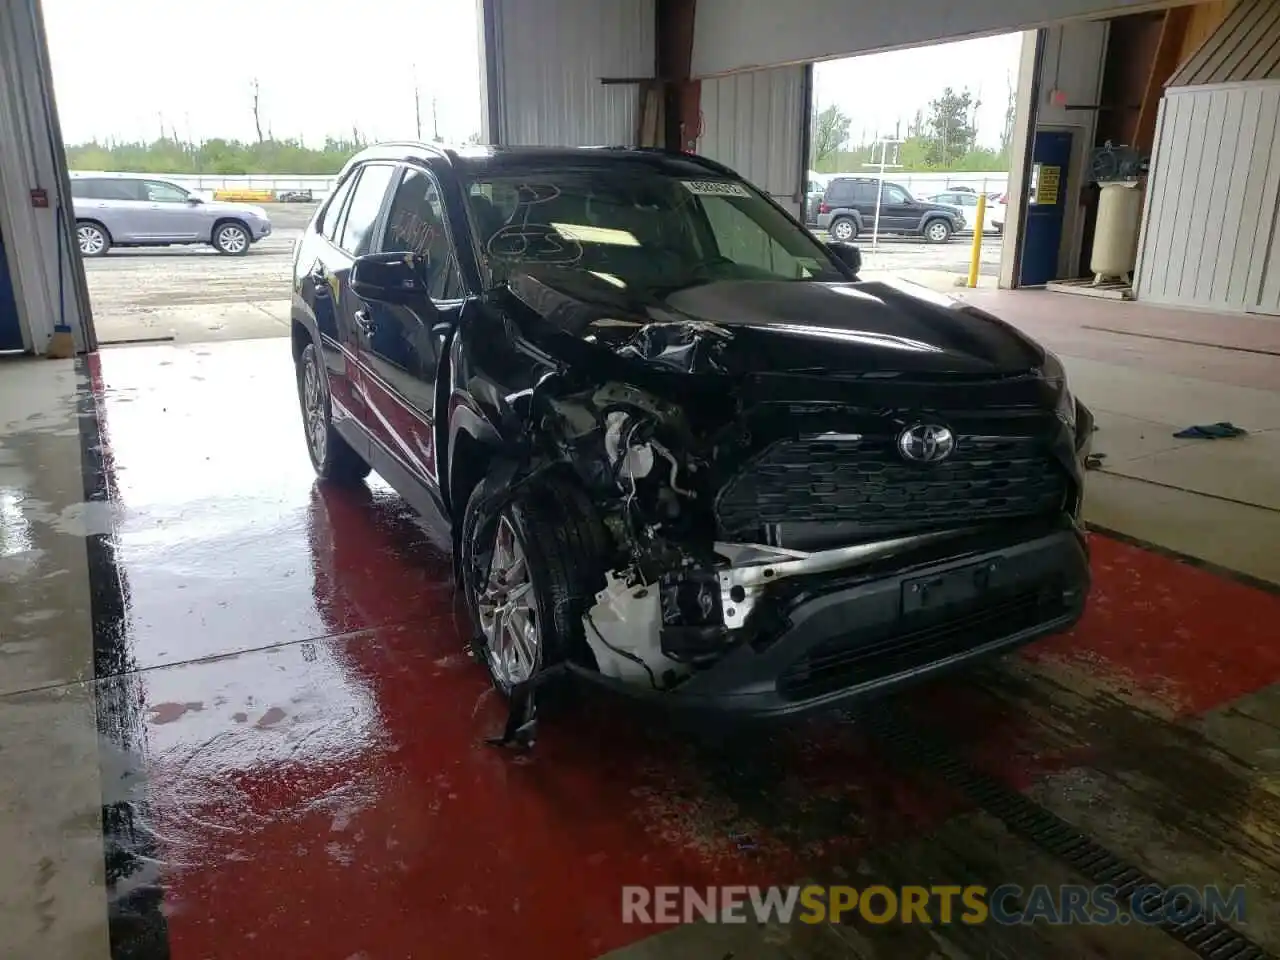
829,216,858,242
924,218,953,243
296,342,371,483
76,221,110,257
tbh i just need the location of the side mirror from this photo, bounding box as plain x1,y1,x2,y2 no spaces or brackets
350,252,435,308
186,196,203,205
827,241,861,276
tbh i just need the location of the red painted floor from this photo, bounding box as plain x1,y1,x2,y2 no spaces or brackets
85,340,1280,959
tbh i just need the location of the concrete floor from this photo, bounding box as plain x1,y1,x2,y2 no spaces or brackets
83,203,315,345
2,289,1279,959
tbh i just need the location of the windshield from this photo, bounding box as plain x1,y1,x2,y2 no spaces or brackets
461,166,847,296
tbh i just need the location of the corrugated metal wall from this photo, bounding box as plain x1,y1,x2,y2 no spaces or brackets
697,66,807,214
691,0,1156,78
488,0,655,146
1135,84,1280,312
1168,0,1280,86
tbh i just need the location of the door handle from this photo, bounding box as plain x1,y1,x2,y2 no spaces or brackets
354,309,376,335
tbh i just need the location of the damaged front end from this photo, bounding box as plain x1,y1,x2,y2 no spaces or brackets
480,279,1090,722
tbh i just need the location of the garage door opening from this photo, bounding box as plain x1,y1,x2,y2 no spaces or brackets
41,0,481,348
803,32,1024,293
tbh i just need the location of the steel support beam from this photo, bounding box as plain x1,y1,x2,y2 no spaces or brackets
657,0,700,150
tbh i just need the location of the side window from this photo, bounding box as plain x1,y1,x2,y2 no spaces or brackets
883,185,910,204
379,166,462,300
853,182,878,204
87,179,141,201
143,180,188,202
319,173,357,243
339,163,395,256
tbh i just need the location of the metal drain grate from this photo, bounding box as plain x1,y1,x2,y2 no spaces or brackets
866,712,1275,959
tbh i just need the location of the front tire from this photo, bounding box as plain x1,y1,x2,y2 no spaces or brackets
296,342,371,483
461,473,607,697
924,218,953,243
213,221,250,255
77,221,110,257
829,216,858,242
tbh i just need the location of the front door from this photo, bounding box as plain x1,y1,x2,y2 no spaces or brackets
355,164,462,486
878,183,916,233
1020,129,1073,286
136,180,205,240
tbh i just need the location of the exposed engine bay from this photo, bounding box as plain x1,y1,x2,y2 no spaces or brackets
542,378,732,691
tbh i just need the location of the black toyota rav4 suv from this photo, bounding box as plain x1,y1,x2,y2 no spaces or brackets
291,142,1091,723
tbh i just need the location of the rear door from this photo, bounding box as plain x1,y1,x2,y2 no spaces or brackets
75,178,147,243
354,163,464,486
294,164,393,425
327,163,398,445
850,181,878,226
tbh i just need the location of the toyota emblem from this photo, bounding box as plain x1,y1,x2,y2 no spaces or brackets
898,423,955,463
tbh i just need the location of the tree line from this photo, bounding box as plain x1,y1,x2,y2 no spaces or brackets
63,135,377,176
810,83,1017,174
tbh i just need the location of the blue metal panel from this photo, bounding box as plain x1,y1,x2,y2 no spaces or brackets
1020,129,1073,287
0,227,23,351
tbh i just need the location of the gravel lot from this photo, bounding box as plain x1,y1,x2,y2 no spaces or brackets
85,202,1003,346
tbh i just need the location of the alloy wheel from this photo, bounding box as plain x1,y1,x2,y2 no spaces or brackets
301,352,328,465
78,225,105,256
217,225,248,254
477,515,540,688
832,220,854,241
927,221,949,242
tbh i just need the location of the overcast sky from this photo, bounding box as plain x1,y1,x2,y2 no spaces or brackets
44,0,1021,151
814,32,1025,150
43,0,485,145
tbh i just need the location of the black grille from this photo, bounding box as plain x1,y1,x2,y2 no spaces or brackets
777,586,1067,702
715,434,1067,541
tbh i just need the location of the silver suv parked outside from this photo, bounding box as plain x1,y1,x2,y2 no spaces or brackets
70,173,273,257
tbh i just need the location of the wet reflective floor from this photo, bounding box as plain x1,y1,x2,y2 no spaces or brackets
3,338,1280,959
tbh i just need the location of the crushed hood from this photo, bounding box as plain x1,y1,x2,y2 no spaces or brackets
497,272,1044,378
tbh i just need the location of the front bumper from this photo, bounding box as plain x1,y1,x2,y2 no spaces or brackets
577,525,1089,718
250,220,273,241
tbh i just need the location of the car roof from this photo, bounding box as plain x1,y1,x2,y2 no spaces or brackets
827,176,902,185
340,141,736,181
68,171,177,180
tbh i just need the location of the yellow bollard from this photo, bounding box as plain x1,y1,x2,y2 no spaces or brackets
967,193,987,288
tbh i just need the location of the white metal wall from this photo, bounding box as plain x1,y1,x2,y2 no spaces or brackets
0,0,90,353
691,0,1161,77
1135,83,1280,313
482,0,655,147
697,66,807,216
